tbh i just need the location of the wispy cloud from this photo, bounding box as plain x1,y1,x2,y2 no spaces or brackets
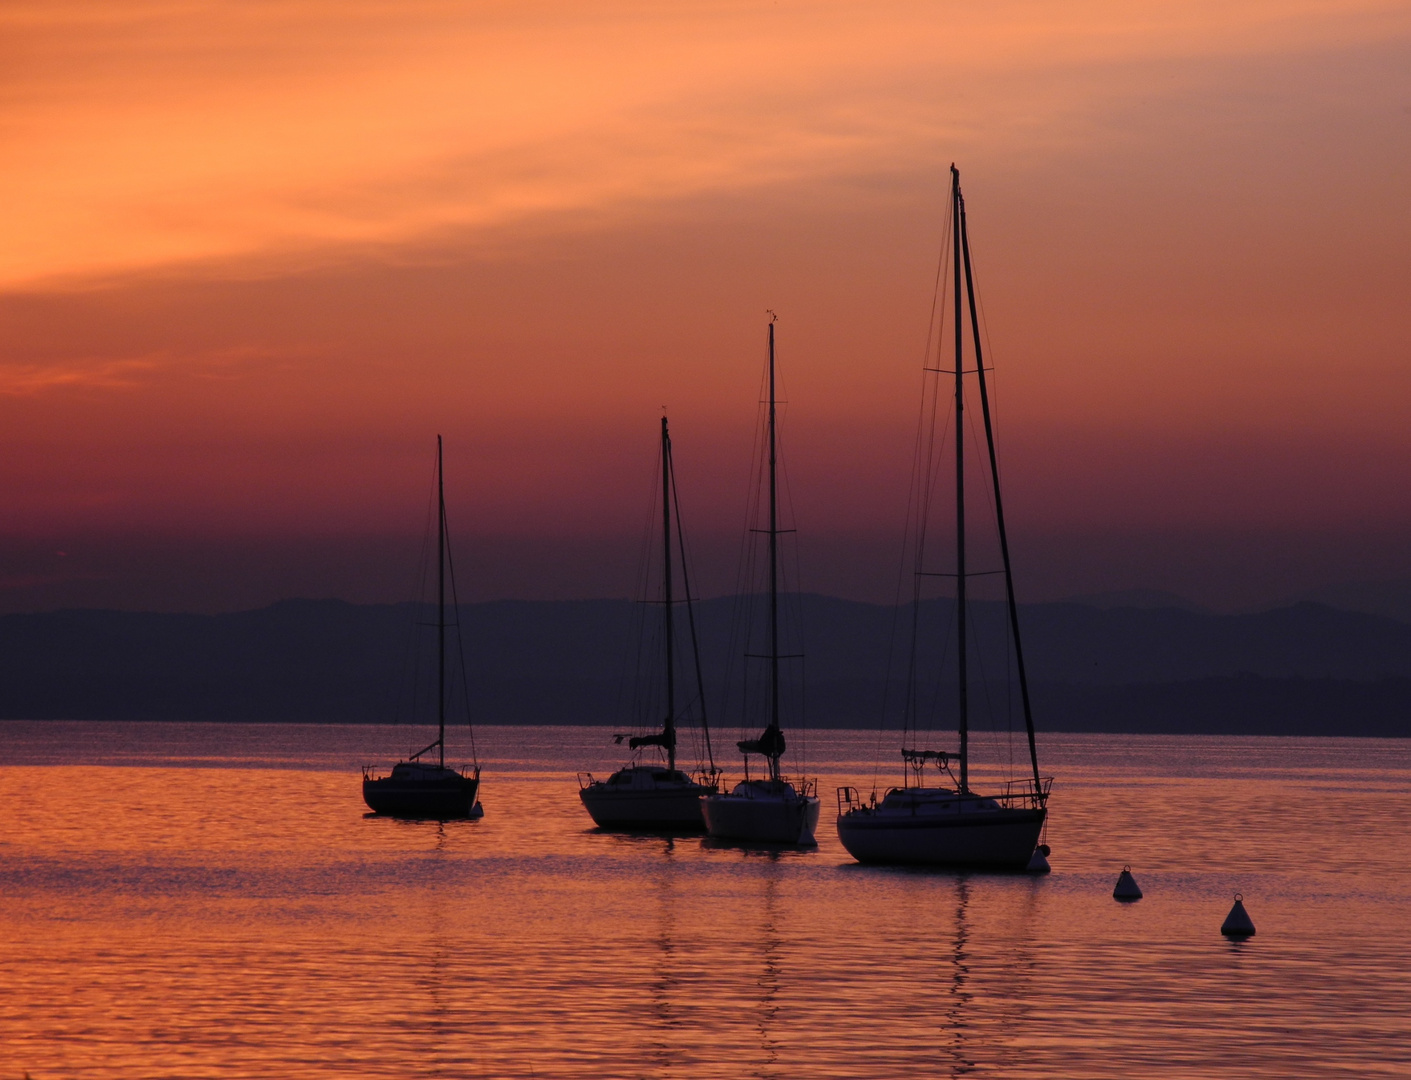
0,344,310,394
0,357,160,394
2,0,1405,289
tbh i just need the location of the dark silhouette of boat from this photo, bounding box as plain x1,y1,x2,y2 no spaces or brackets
579,415,718,830
363,436,482,819
702,318,821,845
836,167,1049,867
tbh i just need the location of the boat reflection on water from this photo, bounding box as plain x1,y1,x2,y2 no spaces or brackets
829,861,1042,1076
423,827,449,1054
638,836,684,1074
754,862,784,1078
944,877,974,1077
939,872,1043,1076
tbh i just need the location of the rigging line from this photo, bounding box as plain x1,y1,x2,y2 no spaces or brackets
437,437,446,767
874,393,928,790
915,315,957,593
720,363,768,753
960,183,1041,794
741,346,774,741
949,205,1007,782
638,509,667,747
766,317,782,782
969,240,1002,460
726,399,765,742
400,448,442,737
441,489,479,768
909,396,956,737
1005,594,1016,778
661,417,676,773
616,437,661,748
668,431,715,775
639,436,667,750
767,333,807,771
961,355,999,523
773,386,807,756
890,323,941,762
963,399,1002,587
906,365,945,734
925,595,957,745
967,601,999,771
662,430,706,769
952,165,969,795
724,545,754,741
776,424,810,773
663,488,702,768
920,182,951,422
642,436,666,730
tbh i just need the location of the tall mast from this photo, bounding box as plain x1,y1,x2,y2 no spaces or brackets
951,165,968,794
437,434,446,769
661,416,676,772
767,318,781,783
958,187,1043,793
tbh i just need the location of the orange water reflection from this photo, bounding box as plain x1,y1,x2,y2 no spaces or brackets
1,725,1409,1077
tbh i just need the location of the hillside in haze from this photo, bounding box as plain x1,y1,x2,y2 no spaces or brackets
1280,580,1411,626
2,595,1409,737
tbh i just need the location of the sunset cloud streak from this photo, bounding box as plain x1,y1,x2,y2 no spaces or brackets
3,0,1406,288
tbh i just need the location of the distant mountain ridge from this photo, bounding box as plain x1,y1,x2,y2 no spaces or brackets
1,594,1408,736
1055,589,1208,612
1275,579,1411,626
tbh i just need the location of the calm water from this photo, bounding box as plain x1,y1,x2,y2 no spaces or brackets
2,722,1409,1078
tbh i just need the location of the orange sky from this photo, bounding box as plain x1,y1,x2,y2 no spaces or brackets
1,0,1409,611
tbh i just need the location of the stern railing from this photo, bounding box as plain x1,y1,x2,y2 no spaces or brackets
836,785,861,816
990,776,1053,810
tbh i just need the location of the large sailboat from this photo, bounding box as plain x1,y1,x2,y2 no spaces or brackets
702,318,822,846
578,415,718,830
836,167,1050,868
362,436,483,820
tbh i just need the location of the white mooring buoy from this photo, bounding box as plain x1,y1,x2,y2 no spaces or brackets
1027,844,1051,873
1221,893,1256,938
1112,865,1142,901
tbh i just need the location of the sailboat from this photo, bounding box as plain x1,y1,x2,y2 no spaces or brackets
578,415,718,830
701,318,822,846
835,166,1050,868
362,436,483,819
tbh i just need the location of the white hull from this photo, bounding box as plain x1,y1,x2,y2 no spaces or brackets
702,781,821,845
837,803,1045,868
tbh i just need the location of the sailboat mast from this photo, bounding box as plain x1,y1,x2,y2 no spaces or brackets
958,188,1043,794
437,434,446,769
661,416,677,773
767,318,781,783
951,165,969,794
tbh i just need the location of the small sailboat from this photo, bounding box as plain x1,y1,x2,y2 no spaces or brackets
836,166,1050,868
362,436,483,819
579,415,718,830
702,318,821,846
